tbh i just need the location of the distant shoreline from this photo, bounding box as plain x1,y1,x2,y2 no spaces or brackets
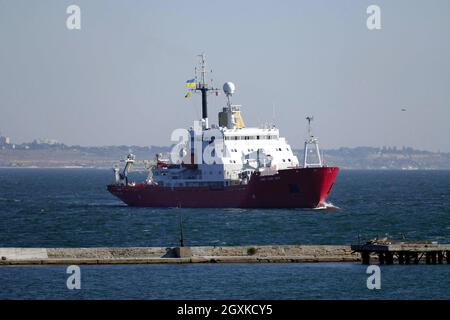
1,166,450,171
1,145,450,170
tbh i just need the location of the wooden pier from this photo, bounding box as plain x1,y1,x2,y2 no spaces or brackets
351,242,450,265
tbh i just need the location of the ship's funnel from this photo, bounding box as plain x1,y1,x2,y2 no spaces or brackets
219,82,245,129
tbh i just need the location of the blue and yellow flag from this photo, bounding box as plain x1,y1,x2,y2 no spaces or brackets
186,79,196,88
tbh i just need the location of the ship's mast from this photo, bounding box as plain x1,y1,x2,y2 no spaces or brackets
193,53,219,129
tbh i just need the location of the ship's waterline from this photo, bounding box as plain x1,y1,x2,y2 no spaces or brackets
108,167,339,208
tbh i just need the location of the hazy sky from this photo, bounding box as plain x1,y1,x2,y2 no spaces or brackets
1,0,449,151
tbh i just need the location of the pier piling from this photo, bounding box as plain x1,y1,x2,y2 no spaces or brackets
398,252,405,265
378,252,385,265
426,252,432,264
437,252,444,264
385,252,394,265
361,252,370,265
431,252,437,264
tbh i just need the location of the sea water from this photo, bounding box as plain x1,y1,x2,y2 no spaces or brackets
0,169,449,299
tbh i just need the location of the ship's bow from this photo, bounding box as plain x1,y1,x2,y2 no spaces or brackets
274,166,339,208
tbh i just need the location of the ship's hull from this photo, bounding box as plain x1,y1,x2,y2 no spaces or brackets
107,167,339,208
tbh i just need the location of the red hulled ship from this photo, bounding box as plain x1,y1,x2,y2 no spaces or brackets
107,55,339,208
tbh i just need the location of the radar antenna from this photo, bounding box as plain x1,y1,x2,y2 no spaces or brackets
223,81,235,106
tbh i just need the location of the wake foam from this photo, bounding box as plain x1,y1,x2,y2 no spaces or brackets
314,202,341,211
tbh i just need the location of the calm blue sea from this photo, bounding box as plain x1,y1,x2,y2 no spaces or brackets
0,169,449,299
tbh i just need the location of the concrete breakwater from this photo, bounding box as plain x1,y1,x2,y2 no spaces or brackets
0,245,360,265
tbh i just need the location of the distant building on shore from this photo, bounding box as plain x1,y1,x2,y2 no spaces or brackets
0,133,12,149
0,136,10,145
33,138,59,145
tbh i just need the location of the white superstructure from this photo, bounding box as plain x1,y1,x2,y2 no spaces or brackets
152,83,301,187
146,54,321,188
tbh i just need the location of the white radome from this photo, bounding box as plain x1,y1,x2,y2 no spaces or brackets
223,82,236,96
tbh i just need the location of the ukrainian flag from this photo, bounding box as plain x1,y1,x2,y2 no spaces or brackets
186,79,196,88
